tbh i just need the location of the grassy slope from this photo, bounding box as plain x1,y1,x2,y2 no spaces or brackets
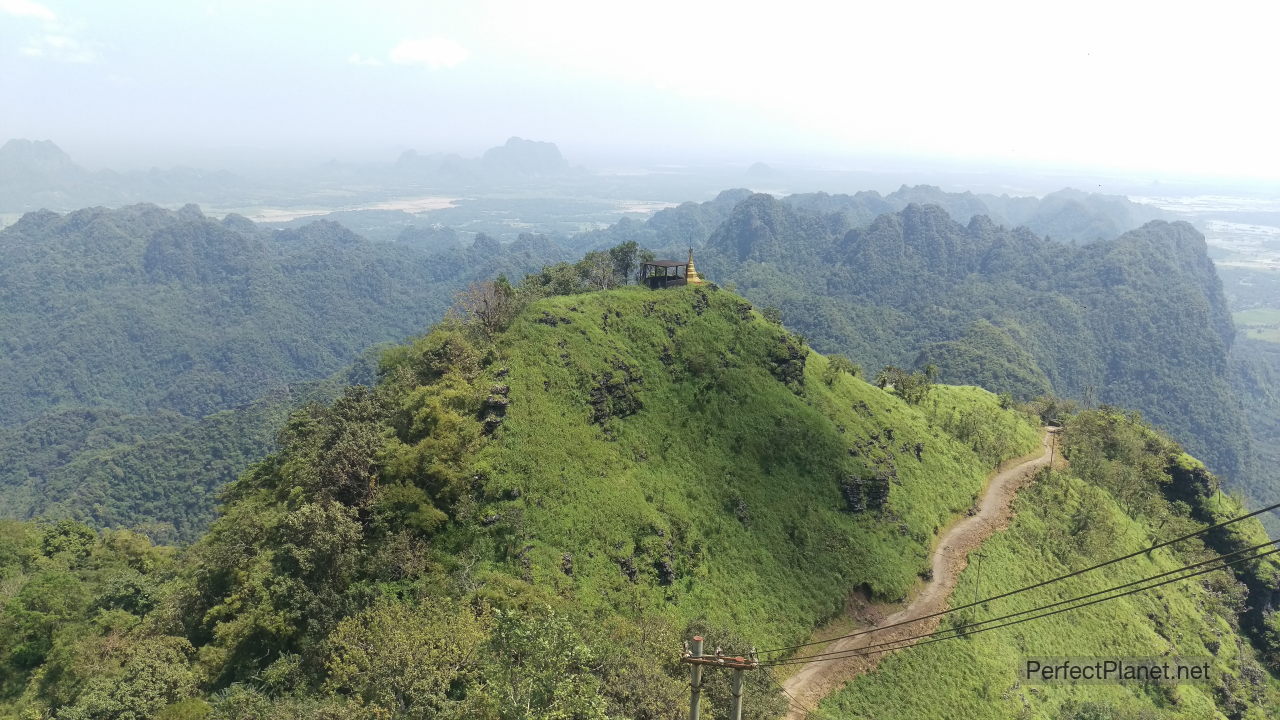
469,285,1039,648
822,473,1280,720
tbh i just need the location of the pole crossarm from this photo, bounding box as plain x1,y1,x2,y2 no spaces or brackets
683,638,760,719
681,656,760,670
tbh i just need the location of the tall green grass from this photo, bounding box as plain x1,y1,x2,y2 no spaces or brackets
468,285,1039,649
822,472,1280,719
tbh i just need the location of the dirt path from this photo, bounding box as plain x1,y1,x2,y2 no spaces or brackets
779,429,1058,717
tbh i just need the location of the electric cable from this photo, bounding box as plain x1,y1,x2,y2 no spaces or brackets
762,545,1280,667
767,666,830,720
756,498,1280,655
764,538,1278,665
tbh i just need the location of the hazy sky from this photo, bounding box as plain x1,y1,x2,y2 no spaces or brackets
2,0,1276,180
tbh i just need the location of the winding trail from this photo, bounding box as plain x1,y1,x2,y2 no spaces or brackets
779,429,1059,718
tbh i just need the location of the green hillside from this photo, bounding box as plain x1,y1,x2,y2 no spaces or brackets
704,198,1247,484
0,284,1042,719
822,410,1280,719
447,286,1040,645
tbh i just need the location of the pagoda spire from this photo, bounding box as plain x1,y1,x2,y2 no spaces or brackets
686,247,704,284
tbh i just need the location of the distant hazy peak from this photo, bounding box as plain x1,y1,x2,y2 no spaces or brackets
714,188,754,204
471,231,502,254
273,218,364,246
481,136,568,175
0,138,82,181
0,138,73,160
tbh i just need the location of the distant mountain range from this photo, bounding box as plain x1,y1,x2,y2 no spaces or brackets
572,184,1169,253
0,139,249,212
0,136,576,213
395,136,572,179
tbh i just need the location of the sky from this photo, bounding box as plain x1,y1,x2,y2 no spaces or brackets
1,0,1278,181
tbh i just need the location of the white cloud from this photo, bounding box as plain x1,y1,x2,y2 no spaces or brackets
21,33,99,63
347,52,383,67
389,36,469,69
0,0,56,21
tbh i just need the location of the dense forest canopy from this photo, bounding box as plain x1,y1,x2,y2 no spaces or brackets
0,203,568,425
0,204,571,538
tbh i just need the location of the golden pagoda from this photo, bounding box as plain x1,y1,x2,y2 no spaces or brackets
685,248,704,284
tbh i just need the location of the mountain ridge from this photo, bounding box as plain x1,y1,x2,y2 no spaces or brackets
3,281,1276,719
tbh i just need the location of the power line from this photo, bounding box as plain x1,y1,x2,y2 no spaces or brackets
767,667,829,720
764,538,1279,665
765,547,1278,668
757,498,1280,655
763,546,1280,668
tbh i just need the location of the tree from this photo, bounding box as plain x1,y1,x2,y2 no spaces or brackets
874,366,932,404
608,241,639,285
474,607,610,720
325,600,490,717
54,637,199,720
452,276,519,337
823,354,862,385
875,366,894,389
578,251,616,291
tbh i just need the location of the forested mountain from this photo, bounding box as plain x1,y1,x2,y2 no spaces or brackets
0,204,570,537
581,191,1257,504
779,185,1167,245
0,203,565,425
576,184,1162,254
2,282,1275,719
0,358,375,544
0,185,1242,543
1233,339,1280,505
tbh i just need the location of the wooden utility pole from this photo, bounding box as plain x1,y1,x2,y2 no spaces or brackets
682,638,759,720
730,667,745,720
687,636,704,720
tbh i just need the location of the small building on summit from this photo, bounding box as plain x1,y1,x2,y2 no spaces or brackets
640,249,705,289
